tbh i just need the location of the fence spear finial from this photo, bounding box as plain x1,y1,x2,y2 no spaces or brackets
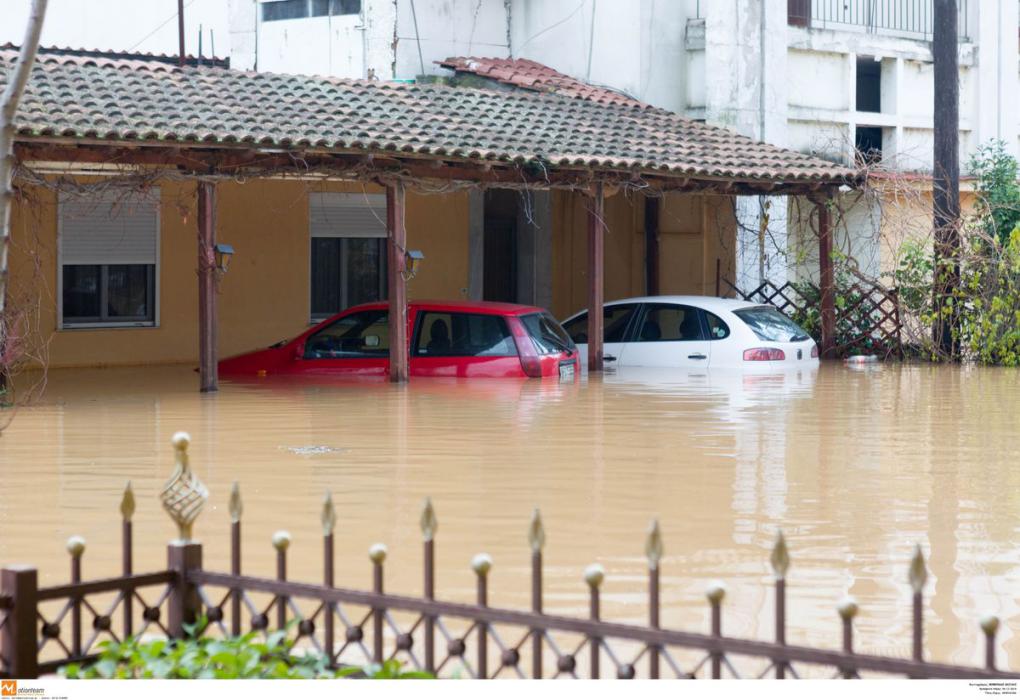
645,519,663,570
322,490,337,536
228,481,242,523
706,581,726,605
66,535,86,557
471,553,493,577
837,595,859,621
420,497,438,542
908,544,927,594
120,481,135,522
160,431,209,542
770,530,790,579
584,563,605,589
528,507,545,553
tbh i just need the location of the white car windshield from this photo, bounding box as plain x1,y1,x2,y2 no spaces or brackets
733,306,811,342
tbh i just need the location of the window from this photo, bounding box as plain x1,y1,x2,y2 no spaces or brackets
562,304,638,344
854,126,883,165
633,304,705,342
262,0,360,21
520,312,575,355
303,308,388,359
733,306,812,342
310,192,387,320
705,312,731,340
856,57,881,113
413,312,516,357
59,193,158,328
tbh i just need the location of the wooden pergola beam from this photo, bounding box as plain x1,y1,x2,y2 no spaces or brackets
586,182,605,373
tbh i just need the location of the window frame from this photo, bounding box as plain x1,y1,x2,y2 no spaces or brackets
57,194,161,331
629,303,709,343
260,0,362,22
308,192,388,323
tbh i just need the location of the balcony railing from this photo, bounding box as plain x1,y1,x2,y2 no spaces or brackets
788,0,970,41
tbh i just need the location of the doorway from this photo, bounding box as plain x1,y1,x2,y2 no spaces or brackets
483,190,518,303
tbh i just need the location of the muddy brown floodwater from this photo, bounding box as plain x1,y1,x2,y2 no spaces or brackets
1,363,1018,671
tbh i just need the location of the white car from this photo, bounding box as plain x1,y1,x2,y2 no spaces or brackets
561,296,819,369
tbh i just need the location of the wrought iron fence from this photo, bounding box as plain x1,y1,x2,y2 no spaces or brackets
788,0,970,41
721,277,904,359
1,433,1016,680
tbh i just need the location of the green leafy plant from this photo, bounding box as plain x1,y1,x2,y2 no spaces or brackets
968,140,1020,246
60,618,432,680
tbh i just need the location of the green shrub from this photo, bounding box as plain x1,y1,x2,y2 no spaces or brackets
60,619,432,680
969,140,1020,246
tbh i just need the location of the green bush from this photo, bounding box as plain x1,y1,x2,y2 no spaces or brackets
60,619,432,680
969,140,1020,246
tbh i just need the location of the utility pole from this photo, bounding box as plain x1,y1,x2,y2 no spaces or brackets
932,0,960,359
177,0,186,66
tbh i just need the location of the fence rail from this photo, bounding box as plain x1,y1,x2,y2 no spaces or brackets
787,0,970,41
1,433,1016,680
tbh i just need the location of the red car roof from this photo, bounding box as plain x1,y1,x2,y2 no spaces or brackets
344,299,547,315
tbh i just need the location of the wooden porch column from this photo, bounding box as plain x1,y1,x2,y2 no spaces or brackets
644,195,660,296
386,182,409,383
816,196,836,359
197,181,218,392
587,183,605,372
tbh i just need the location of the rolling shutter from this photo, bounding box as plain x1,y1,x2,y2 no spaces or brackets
309,192,387,238
60,193,159,265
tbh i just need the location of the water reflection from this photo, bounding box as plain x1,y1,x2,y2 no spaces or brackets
1,363,1018,669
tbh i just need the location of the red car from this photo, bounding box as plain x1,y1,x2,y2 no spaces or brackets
219,300,579,380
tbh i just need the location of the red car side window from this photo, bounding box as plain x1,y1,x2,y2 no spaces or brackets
303,309,389,359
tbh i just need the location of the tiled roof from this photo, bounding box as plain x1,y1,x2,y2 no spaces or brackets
1,48,857,186
437,56,641,108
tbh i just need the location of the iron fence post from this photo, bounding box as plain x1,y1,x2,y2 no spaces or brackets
1,566,38,679
528,509,545,679
369,543,387,663
472,554,492,679
981,615,999,672
770,531,790,679
272,531,290,631
121,482,135,640
167,541,203,638
646,520,663,679
421,498,438,674
837,596,859,679
229,482,242,637
322,492,336,665
584,564,605,679
706,582,726,679
66,536,85,658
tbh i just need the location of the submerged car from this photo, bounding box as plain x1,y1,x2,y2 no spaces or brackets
561,295,818,369
219,300,579,379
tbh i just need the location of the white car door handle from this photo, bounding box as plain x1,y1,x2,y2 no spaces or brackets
688,353,708,360
604,354,617,362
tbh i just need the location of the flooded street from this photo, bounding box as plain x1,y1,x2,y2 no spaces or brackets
1,363,1018,670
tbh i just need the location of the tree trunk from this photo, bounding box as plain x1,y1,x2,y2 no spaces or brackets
0,0,49,391
932,0,960,359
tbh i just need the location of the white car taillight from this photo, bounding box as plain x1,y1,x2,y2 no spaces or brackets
811,344,819,358
743,348,786,361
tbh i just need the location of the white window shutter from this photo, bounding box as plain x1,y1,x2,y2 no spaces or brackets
60,192,159,265
310,192,387,238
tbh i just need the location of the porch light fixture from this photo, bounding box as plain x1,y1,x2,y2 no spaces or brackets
214,243,235,273
403,249,425,280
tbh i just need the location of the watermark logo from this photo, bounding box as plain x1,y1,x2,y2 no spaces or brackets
1,681,16,697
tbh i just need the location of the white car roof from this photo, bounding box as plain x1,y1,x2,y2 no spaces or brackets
596,295,764,313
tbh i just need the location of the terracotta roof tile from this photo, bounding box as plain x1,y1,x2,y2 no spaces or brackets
1,49,857,185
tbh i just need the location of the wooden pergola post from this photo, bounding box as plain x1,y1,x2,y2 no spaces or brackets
386,181,409,383
816,195,836,359
644,195,660,296
587,183,605,372
197,181,218,392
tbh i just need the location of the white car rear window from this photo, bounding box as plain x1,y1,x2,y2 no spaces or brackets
733,307,811,342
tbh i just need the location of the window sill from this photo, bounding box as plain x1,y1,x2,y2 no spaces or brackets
59,322,158,331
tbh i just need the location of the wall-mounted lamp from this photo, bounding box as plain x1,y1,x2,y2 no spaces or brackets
403,249,425,281
214,243,235,273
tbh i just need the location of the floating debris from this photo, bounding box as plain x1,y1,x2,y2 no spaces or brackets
280,445,348,457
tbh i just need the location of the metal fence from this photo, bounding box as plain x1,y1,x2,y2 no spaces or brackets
788,0,970,41
1,433,1016,680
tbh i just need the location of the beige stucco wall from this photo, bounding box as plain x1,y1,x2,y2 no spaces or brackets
10,178,735,369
